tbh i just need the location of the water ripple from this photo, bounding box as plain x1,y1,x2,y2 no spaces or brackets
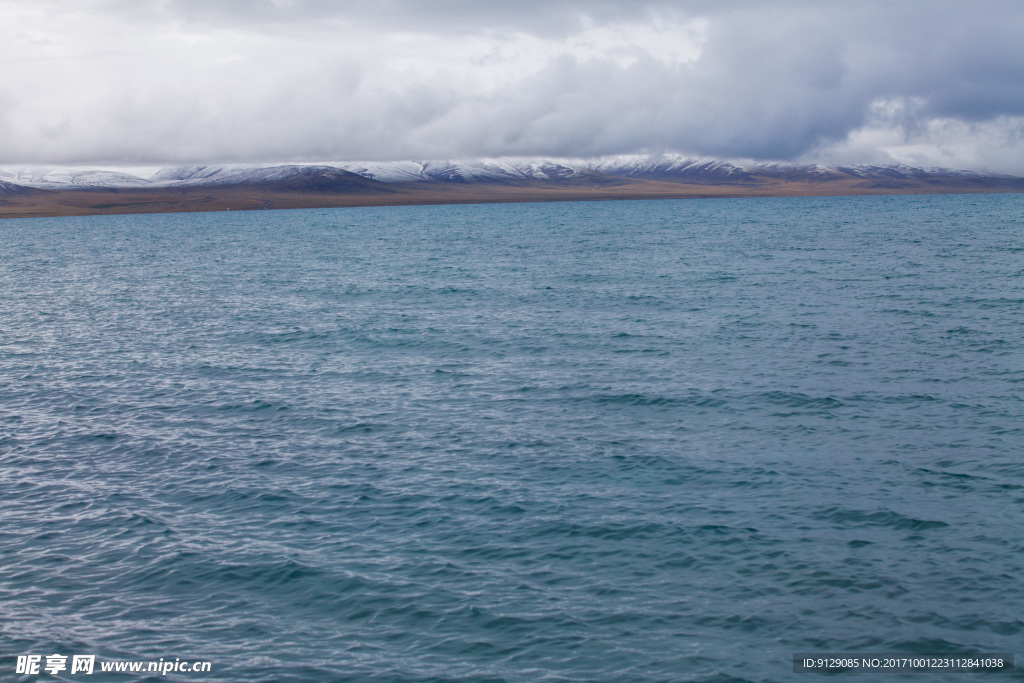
1,195,1022,681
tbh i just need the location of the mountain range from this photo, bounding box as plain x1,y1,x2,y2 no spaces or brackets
1,155,1021,218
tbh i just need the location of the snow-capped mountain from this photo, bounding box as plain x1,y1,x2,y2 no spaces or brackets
0,154,1008,193
588,155,758,182
584,154,987,182
339,159,602,184
146,165,389,193
0,167,158,189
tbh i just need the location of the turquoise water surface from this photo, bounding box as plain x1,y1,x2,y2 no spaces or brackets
1,195,1022,681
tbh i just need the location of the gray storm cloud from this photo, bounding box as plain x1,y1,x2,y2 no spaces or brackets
1,0,1022,172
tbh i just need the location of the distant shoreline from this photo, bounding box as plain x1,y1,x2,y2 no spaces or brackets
2,178,1022,219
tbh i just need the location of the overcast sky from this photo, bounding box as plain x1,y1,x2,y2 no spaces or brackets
2,0,1023,172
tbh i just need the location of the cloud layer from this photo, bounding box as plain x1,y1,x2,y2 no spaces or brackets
2,0,1023,172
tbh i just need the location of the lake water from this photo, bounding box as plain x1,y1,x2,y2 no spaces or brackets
1,195,1021,681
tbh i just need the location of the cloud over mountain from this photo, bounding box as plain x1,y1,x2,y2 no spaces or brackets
1,0,1022,172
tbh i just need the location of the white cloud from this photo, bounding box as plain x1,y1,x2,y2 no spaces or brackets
810,101,1024,174
0,0,1021,172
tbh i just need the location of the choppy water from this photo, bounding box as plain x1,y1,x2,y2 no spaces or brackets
1,194,1022,681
